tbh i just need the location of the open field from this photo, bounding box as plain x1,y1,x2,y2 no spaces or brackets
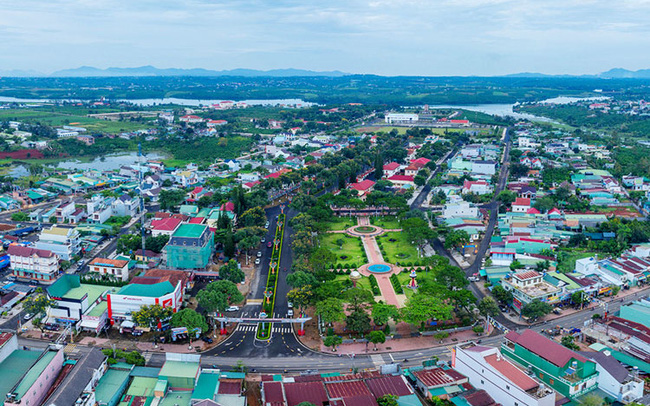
334,274,372,292
0,108,155,133
370,216,401,229
377,232,419,264
320,234,367,266
557,250,597,273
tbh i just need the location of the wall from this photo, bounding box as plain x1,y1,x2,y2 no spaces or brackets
9,349,64,406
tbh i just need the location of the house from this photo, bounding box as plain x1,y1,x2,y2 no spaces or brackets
1,345,64,406
512,198,531,213
40,348,107,406
502,330,599,399
7,245,60,283
411,367,468,401
350,179,375,198
88,258,130,282
454,343,555,406
107,269,189,325
134,249,162,265
404,164,420,177
179,115,204,124
86,195,114,224
207,119,227,127
35,225,81,261
55,201,76,222
383,162,401,178
578,350,644,403
462,180,491,195
111,194,140,217
387,175,415,188
151,216,183,237
165,224,215,269
471,160,497,175
501,270,561,312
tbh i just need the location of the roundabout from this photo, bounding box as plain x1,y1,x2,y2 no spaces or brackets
353,225,376,234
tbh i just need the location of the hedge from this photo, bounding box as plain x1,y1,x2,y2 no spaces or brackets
389,274,404,294
368,275,381,295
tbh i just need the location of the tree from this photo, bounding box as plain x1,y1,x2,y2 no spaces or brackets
374,153,384,179
477,297,499,317
377,395,398,406
561,335,580,351
344,287,375,312
287,271,318,288
11,212,29,222
159,189,187,211
219,259,245,284
367,330,386,351
571,291,588,306
49,215,58,224
433,332,449,342
323,335,342,351
223,229,236,258
197,280,244,313
492,285,513,305
239,207,266,228
444,230,470,250
434,265,468,290
496,190,516,206
371,303,399,326
132,304,173,329
402,217,435,250
287,287,313,311
171,308,208,335
346,310,371,334
414,174,426,186
521,299,552,321
310,247,336,273
24,289,56,333
316,297,345,325
400,294,453,327
472,325,485,335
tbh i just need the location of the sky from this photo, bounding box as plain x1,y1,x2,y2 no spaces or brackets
1,0,650,76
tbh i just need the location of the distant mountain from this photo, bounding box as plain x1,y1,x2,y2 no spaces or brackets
50,65,348,78
0,69,46,77
598,68,650,79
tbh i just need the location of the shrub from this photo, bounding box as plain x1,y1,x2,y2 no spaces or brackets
368,275,381,295
389,274,404,294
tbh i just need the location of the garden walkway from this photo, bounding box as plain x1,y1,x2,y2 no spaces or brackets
359,225,401,307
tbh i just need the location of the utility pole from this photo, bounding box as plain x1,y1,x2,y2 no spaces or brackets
138,143,147,266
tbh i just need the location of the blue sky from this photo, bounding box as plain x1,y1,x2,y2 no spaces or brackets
0,0,649,76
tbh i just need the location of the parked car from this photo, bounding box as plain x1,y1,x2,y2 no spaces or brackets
201,336,213,343
267,241,273,248
287,309,294,317
255,258,261,265
287,301,293,308
265,221,270,228
23,313,35,321
226,306,240,312
261,237,266,243
256,251,262,258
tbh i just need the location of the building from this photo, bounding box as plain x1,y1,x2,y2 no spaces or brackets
385,113,418,124
151,216,182,237
462,180,492,195
471,160,497,175
578,350,644,403
501,270,561,313
40,348,107,406
387,174,415,188
107,268,189,325
47,274,109,324
165,224,215,269
111,194,140,217
7,245,60,283
35,225,81,261
88,257,131,282
383,162,401,178
1,345,65,406
454,343,555,406
502,330,599,399
442,199,479,218
512,198,531,213
411,367,468,401
350,179,375,198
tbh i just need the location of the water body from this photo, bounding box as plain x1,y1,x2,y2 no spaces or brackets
55,151,165,171
8,165,29,178
0,96,314,107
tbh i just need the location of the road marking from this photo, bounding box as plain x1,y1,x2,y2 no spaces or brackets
389,353,394,361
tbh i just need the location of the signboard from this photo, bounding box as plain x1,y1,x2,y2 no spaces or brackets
513,297,522,310
598,287,612,295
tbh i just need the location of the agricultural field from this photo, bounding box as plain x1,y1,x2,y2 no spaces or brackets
0,108,155,133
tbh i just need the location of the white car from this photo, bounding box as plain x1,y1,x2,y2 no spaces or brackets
287,309,294,317
265,221,270,228
226,306,240,312
261,237,266,243
287,301,293,308
255,258,261,265
256,251,262,258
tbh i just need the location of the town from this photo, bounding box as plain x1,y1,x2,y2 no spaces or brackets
0,90,650,406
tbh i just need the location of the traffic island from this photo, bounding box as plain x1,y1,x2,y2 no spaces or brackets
256,213,286,341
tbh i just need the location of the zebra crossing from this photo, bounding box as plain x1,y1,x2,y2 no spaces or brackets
235,323,293,334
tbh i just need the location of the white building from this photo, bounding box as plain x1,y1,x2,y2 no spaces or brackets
111,194,140,217
454,343,555,406
471,160,497,176
579,351,644,403
35,226,81,261
7,245,60,283
88,258,130,282
442,198,479,218
385,113,418,124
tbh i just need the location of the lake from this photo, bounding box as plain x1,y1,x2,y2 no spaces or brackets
54,151,166,171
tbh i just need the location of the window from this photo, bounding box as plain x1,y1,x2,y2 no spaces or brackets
481,380,484,384
539,373,544,379
506,385,510,390
550,378,554,385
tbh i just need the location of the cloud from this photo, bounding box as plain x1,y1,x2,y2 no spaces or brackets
0,0,648,75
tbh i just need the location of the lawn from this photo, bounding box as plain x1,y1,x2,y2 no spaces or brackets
395,269,435,298
325,216,356,231
370,216,401,229
377,232,420,265
334,274,372,292
320,234,367,267
557,251,597,273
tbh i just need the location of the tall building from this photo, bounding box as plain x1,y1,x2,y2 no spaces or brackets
35,225,81,261
164,223,214,269
7,245,60,283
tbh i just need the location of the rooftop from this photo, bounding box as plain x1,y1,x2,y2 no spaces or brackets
159,360,199,379
89,257,129,268
42,348,106,406
412,367,467,388
94,367,132,405
505,329,589,368
0,349,41,400
117,281,175,298
11,349,58,401
172,223,208,239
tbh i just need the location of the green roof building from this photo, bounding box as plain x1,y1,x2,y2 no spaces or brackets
165,224,214,269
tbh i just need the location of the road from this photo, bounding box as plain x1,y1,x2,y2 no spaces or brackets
409,147,457,210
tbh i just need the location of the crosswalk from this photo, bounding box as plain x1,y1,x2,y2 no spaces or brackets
235,324,293,334
63,344,77,354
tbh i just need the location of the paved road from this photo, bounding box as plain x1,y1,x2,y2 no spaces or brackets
410,148,457,210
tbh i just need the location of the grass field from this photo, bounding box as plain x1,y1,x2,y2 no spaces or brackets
325,216,356,231
557,251,597,273
377,232,419,264
320,234,366,266
334,274,372,292
370,216,401,229
0,108,154,134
